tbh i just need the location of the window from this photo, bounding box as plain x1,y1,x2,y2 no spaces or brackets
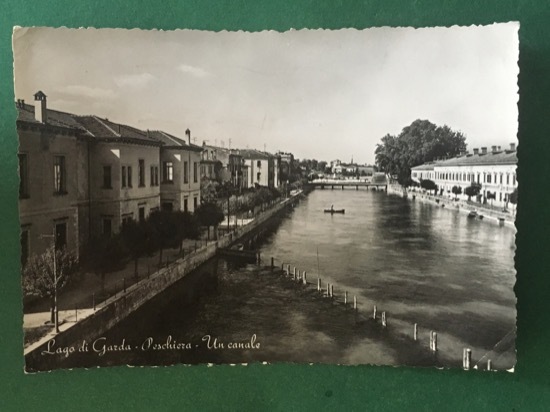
257,160,261,168
55,222,67,250
122,214,133,226
53,155,66,194
19,154,29,198
209,165,213,176
121,166,127,188
257,172,261,182
138,159,145,187
487,174,492,184
128,166,133,187
21,228,29,266
513,173,516,185
193,162,198,183
506,174,510,185
103,165,112,188
500,174,503,184
193,197,198,210
162,202,173,212
163,161,174,182
150,165,159,186
102,218,112,237
184,161,189,183
139,207,145,222
184,198,188,212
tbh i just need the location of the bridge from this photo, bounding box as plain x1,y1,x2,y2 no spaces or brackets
306,178,388,191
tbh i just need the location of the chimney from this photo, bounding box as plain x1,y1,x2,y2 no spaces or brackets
34,91,47,123
491,145,497,153
185,129,191,145
481,147,487,155
473,148,479,155
510,142,516,151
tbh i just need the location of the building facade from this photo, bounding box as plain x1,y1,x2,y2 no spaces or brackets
17,92,88,263
17,91,202,263
411,144,518,208
150,130,202,213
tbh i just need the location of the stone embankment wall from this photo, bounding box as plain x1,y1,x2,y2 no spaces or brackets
25,193,301,369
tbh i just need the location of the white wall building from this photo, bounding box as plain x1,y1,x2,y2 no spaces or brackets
411,144,517,208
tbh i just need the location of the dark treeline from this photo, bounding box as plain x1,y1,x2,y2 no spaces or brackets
375,119,467,185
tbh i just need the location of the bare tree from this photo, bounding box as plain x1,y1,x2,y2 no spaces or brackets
22,247,78,329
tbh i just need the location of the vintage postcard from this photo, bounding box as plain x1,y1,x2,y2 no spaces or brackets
14,24,518,372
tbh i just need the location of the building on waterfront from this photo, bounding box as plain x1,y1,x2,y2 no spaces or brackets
17,92,89,264
17,91,201,262
228,151,249,191
411,144,518,208
148,129,202,212
237,149,280,189
200,142,231,183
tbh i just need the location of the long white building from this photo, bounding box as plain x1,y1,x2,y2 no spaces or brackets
411,143,517,208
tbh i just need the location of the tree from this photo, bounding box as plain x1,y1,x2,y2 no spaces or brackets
83,235,127,294
508,188,518,215
200,180,220,204
375,120,467,185
120,219,155,279
195,202,225,240
451,185,462,200
148,210,178,267
486,191,497,207
464,183,482,201
23,246,78,325
173,210,201,254
420,179,438,195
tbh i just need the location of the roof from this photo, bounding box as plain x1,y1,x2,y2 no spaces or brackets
147,130,202,151
412,150,517,170
16,100,205,149
17,102,87,132
234,149,272,160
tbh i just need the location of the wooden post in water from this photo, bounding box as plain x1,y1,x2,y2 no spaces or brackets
487,359,492,371
432,332,437,352
302,272,307,285
373,305,377,320
430,331,434,351
287,264,290,276
463,348,472,370
317,278,321,292
353,295,357,311
330,284,334,298
381,311,387,327
271,257,274,270
281,262,284,271
344,291,348,306
293,267,296,280
413,323,418,341
326,283,330,297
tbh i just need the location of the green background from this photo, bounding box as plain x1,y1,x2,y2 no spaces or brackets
1,0,549,410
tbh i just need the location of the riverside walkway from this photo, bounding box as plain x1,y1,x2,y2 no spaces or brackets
24,192,301,357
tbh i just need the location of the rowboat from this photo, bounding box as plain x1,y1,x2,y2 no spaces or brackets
324,209,345,214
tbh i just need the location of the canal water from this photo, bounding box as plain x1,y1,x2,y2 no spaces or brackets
60,189,516,370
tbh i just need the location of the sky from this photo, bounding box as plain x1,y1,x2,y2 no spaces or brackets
13,24,519,164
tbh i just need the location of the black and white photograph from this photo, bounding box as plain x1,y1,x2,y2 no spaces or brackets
14,24,518,372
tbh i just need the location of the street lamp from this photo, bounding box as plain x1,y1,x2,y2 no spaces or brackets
40,229,58,333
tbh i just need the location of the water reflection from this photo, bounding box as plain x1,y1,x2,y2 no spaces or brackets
64,190,516,370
